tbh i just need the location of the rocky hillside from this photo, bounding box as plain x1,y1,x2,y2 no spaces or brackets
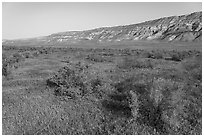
3,11,202,46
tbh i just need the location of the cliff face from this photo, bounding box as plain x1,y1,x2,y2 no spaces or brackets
3,12,202,46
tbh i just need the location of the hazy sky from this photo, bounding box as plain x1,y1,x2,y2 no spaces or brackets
2,2,202,40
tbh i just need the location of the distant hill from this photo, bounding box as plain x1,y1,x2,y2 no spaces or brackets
3,11,202,46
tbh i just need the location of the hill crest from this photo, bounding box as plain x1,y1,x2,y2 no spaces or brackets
3,11,202,46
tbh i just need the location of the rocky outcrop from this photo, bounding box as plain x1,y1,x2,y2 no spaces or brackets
3,12,202,46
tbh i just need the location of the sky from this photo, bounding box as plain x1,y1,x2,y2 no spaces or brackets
2,2,202,40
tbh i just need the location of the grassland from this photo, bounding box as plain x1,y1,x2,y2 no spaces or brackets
2,42,202,135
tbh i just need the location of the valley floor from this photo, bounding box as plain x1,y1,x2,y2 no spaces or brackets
2,45,202,135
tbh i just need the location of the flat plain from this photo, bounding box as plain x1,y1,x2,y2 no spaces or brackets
2,41,202,135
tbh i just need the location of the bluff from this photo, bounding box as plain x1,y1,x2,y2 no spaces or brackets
3,11,202,46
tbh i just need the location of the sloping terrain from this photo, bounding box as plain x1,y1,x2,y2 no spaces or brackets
3,12,202,46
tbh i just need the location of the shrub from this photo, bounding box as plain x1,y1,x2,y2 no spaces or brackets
46,65,86,98
182,56,201,71
101,76,168,134
2,54,11,77
46,62,106,99
2,65,7,76
32,51,40,57
148,78,201,134
157,68,183,81
101,75,201,135
182,56,202,82
12,52,24,63
151,50,164,59
90,78,102,93
168,51,184,61
2,52,25,77
140,50,153,58
117,57,153,69
86,54,113,62
2,62,10,77
22,51,33,58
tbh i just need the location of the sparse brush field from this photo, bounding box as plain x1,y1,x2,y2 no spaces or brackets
2,45,202,135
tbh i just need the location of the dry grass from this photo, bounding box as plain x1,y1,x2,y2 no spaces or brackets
2,46,202,135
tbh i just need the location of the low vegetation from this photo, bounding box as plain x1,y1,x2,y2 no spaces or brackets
2,45,202,135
